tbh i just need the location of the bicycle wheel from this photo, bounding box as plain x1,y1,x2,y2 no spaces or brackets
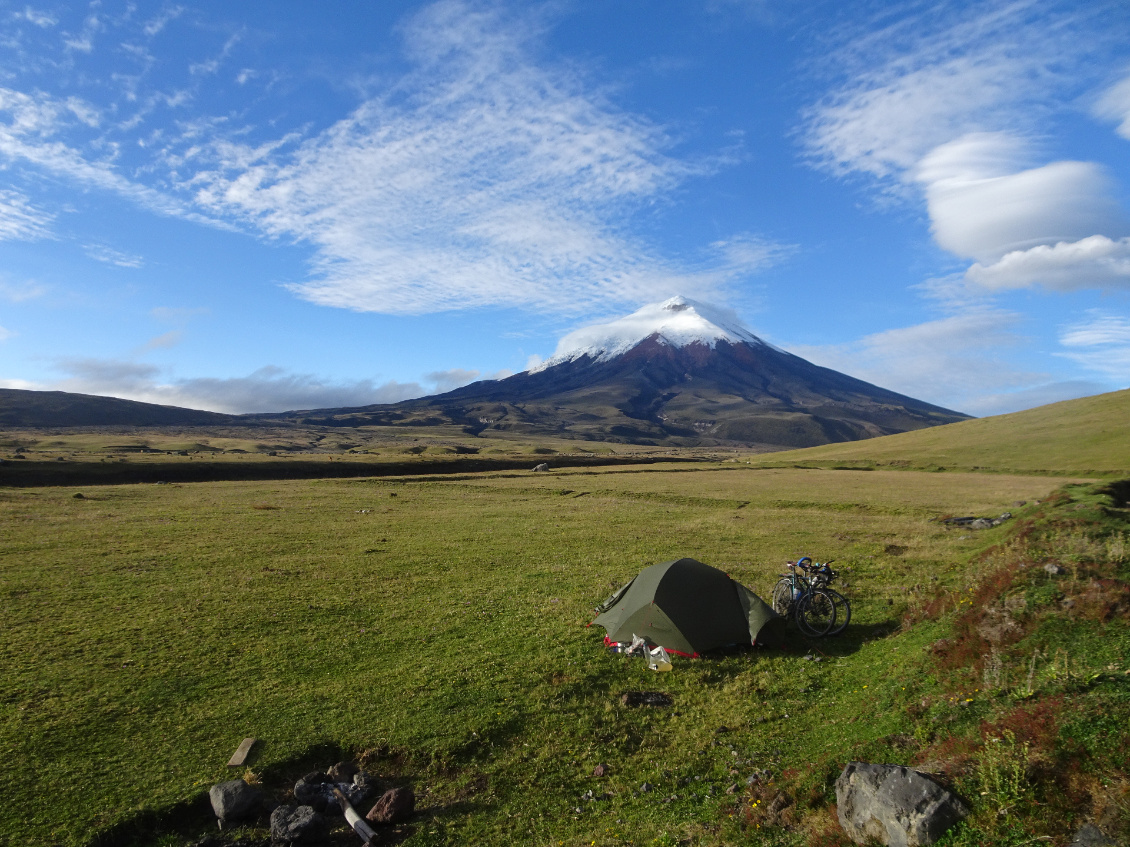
825,589,851,636
771,578,793,616
795,589,836,637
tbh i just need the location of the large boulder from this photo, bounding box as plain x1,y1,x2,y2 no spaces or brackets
208,779,262,824
836,762,969,847
367,786,415,824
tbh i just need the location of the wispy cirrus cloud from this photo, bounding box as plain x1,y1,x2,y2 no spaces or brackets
1058,311,1130,382
803,1,1082,181
0,86,216,223
13,6,57,28
185,0,782,315
0,189,53,241
84,243,144,268
0,1,784,318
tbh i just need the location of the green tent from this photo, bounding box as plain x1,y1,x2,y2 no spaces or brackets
592,558,782,657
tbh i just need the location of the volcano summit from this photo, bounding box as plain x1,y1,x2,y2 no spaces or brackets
297,297,968,449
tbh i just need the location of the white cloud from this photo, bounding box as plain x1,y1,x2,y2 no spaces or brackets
190,33,240,76
0,277,48,302
0,86,207,220
916,133,1127,264
186,0,779,315
963,380,1109,417
1095,72,1130,140
63,13,101,54
0,189,52,241
1057,311,1130,383
803,3,1078,181
50,360,428,414
965,235,1130,291
137,330,183,352
15,6,58,28
143,6,184,38
151,305,208,322
804,5,1130,296
425,368,481,393
0,325,13,342
787,310,1039,414
84,243,145,268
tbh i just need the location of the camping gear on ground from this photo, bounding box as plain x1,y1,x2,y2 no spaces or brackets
647,645,672,672
592,558,782,657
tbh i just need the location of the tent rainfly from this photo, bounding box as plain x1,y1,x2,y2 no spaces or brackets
591,558,782,657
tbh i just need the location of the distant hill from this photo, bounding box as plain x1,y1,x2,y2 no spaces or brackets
266,297,969,450
0,389,236,428
748,388,1130,476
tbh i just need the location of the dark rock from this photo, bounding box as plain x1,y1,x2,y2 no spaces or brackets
976,606,1022,645
293,773,332,812
367,786,415,825
639,782,654,793
73,492,84,499
269,805,326,843
328,761,360,783
621,691,673,707
293,771,364,814
1044,563,1067,576
209,779,262,823
1071,823,1119,846
836,762,969,846
352,770,378,802
970,518,993,529
928,639,950,656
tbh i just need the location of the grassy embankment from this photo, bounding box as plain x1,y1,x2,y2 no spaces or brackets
745,388,1130,477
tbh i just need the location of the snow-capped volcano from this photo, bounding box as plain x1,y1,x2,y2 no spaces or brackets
286,295,969,449
533,296,767,371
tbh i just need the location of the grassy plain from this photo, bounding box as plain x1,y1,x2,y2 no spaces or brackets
7,458,1126,847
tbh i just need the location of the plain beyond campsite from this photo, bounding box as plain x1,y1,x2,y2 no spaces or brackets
1,390,1129,846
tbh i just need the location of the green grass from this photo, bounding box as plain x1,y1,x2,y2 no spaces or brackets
745,388,1130,477
2,463,1127,846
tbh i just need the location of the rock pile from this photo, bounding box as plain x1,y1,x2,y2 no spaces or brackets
942,512,1013,530
206,758,416,844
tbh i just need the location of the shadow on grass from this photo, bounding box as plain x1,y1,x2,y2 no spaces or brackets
84,741,444,847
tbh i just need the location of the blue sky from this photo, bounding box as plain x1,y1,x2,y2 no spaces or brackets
1,0,1128,416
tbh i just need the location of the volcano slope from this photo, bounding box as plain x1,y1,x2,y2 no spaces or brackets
281,335,968,449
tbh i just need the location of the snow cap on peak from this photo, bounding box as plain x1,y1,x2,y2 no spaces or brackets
532,296,765,371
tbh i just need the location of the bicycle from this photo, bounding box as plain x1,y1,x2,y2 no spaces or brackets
771,557,852,637
802,558,852,636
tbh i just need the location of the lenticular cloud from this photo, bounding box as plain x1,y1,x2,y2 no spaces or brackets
965,235,1130,292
